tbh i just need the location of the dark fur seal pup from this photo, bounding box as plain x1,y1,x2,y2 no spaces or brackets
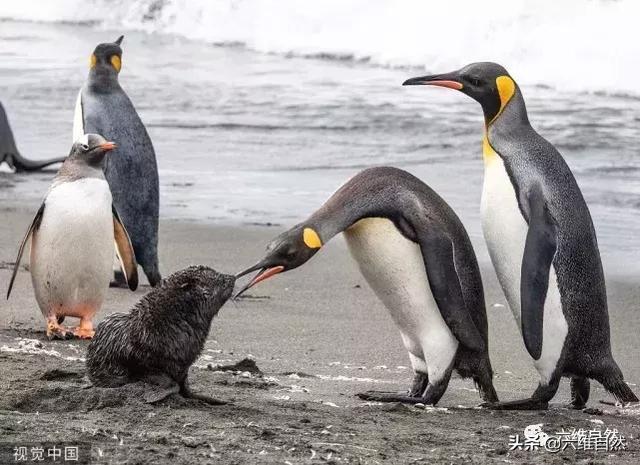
0,101,65,172
86,266,235,404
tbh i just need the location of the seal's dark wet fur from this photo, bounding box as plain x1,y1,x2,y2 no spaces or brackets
86,266,235,404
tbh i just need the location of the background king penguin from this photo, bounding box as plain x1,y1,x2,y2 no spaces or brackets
73,36,162,287
403,62,638,410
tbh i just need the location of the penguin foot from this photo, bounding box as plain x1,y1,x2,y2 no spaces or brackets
46,321,72,340
357,391,430,405
70,318,95,339
110,270,129,288
481,399,549,410
358,390,410,396
70,327,95,339
565,400,587,410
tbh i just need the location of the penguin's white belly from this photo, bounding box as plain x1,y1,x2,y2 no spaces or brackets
481,155,567,383
344,217,458,381
30,178,114,318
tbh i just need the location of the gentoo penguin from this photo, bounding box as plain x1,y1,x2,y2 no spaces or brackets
7,134,138,339
0,101,65,172
236,167,498,406
73,36,162,287
403,62,639,409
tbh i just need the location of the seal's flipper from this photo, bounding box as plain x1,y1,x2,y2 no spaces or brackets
521,184,557,360
180,380,227,405
144,384,180,404
113,206,138,291
141,374,180,404
7,203,45,299
418,226,485,353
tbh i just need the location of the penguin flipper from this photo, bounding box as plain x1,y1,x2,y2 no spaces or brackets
521,184,558,361
418,227,485,352
72,90,84,142
7,203,45,299
112,206,138,291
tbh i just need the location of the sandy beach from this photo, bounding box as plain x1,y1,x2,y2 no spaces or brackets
1,203,639,464
0,2,639,464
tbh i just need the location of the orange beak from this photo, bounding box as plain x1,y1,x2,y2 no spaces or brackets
416,80,463,90
234,265,285,298
100,141,117,151
403,74,464,90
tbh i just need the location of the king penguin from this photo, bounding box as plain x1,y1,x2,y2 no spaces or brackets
0,100,66,172
403,62,638,409
7,134,138,339
73,36,162,287
235,167,498,406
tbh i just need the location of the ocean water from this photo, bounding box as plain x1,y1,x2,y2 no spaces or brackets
0,1,639,272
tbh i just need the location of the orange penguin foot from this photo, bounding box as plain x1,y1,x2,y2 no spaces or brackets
70,318,95,339
46,318,71,340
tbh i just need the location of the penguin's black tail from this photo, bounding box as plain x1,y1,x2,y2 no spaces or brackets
603,378,639,404
595,360,639,404
472,356,499,403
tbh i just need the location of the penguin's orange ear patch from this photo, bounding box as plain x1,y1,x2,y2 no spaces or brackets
110,55,122,72
90,54,97,68
303,228,322,249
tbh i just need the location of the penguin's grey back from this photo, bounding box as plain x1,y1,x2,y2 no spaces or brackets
80,84,160,262
312,167,488,339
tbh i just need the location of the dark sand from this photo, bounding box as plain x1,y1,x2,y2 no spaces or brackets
1,207,639,464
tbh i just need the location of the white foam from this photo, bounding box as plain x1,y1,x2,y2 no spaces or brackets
1,0,638,94
0,338,85,362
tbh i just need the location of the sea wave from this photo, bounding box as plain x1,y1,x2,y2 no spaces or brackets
1,0,639,94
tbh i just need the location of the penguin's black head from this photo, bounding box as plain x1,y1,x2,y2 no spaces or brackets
233,225,323,297
403,62,517,125
69,133,117,167
89,35,124,78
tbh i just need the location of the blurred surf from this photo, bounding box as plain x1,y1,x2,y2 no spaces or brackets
1,0,639,94
0,14,638,273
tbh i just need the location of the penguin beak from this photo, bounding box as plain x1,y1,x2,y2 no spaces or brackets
402,73,463,90
234,262,285,299
100,141,117,152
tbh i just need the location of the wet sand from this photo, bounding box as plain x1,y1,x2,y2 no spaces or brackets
1,206,639,464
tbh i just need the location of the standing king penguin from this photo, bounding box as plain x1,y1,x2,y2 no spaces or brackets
236,167,498,406
7,134,138,339
403,62,638,409
73,36,162,287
